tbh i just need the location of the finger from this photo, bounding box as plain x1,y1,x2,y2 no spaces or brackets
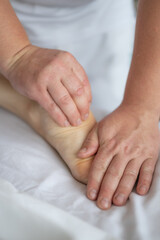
62,74,89,121
72,61,92,103
96,153,128,210
113,159,141,206
48,81,81,126
86,139,118,202
136,158,156,195
37,91,70,127
77,124,99,158
81,75,92,104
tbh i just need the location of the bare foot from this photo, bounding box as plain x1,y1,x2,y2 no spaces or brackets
0,74,96,184
29,102,96,183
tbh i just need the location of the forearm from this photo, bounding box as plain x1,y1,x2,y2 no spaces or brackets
0,0,30,75
122,0,160,119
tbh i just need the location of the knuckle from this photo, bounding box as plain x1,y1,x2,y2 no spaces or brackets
68,107,79,116
98,145,109,157
124,169,137,179
123,144,132,155
54,114,65,125
107,167,121,179
107,138,117,151
99,189,111,198
85,137,94,145
84,138,97,149
47,101,56,112
140,179,151,187
101,138,117,153
134,146,142,155
50,58,63,70
94,161,106,172
117,186,130,194
122,144,143,158
147,148,157,159
37,66,56,83
74,86,84,96
120,142,131,155
52,104,60,115
142,166,154,175
47,103,64,124
64,51,73,60
79,105,89,116
59,94,71,105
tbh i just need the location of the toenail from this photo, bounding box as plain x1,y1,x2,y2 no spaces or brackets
99,198,110,209
139,185,147,194
114,193,125,204
64,120,70,127
89,189,97,199
84,113,89,120
77,118,82,126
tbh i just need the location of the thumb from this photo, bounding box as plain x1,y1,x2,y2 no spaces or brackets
77,124,99,158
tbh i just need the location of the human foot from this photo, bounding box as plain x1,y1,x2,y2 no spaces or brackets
29,102,96,184
0,74,96,184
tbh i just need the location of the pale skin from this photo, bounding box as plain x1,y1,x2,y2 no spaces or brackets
0,1,92,127
0,73,96,184
0,0,160,210
78,0,160,209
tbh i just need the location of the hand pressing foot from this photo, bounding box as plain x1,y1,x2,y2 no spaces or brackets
29,103,96,183
0,74,96,184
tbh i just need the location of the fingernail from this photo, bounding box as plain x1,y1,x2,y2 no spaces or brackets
83,113,89,121
89,189,97,199
64,120,70,127
99,198,110,209
115,193,125,204
139,185,147,194
79,147,87,153
77,118,82,126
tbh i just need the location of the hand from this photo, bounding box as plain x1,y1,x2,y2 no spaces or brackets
78,104,160,209
5,44,91,127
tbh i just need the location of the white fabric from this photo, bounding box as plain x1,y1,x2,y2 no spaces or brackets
0,108,160,240
0,179,110,240
14,0,94,7
1,1,159,240
10,0,136,112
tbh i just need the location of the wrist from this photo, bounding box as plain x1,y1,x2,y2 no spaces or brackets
0,41,32,78
119,101,160,123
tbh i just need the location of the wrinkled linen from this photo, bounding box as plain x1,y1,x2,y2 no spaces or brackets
0,107,160,240
1,0,160,240
0,179,110,240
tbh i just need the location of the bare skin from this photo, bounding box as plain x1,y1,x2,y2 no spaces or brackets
1,0,160,211
78,106,160,209
0,73,96,183
0,1,91,127
78,0,160,210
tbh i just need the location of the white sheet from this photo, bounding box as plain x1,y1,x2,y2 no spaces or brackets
0,107,160,240
0,178,110,240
